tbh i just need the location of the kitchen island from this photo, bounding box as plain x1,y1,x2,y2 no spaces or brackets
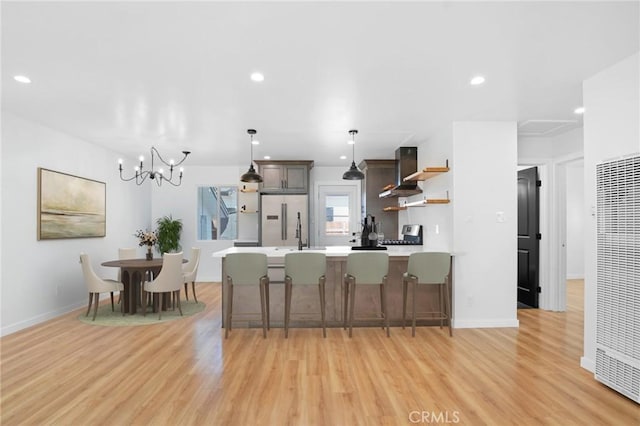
212,246,452,330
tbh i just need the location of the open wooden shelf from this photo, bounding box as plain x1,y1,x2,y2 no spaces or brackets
403,166,449,182
403,198,450,207
383,206,407,211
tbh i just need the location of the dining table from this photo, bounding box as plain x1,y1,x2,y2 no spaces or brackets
101,257,187,314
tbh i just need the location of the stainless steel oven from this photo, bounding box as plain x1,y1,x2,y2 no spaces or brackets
380,224,423,245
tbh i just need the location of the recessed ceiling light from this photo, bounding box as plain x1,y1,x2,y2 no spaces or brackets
250,72,264,82
263,155,271,160
470,75,485,86
340,155,347,160
14,75,31,84
574,106,585,115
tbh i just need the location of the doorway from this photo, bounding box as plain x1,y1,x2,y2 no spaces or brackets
316,184,359,247
518,167,540,308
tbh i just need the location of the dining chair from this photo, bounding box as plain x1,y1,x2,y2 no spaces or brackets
343,252,390,338
79,253,124,320
142,252,184,319
224,253,270,338
284,252,327,338
402,252,452,337
182,247,201,303
117,248,137,304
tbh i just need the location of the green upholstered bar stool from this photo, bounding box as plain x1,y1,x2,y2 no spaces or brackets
224,253,270,339
284,252,327,338
343,252,390,338
402,252,452,337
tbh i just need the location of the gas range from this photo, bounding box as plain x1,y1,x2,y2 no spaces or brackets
381,224,423,246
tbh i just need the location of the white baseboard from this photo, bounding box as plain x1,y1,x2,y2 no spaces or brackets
453,318,520,328
567,273,585,280
1,300,86,337
580,356,595,373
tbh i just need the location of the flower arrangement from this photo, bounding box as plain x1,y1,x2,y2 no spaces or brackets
135,229,158,247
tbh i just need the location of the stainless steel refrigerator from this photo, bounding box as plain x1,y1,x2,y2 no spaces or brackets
260,194,308,247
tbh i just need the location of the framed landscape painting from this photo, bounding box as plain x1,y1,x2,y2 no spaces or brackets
37,168,106,240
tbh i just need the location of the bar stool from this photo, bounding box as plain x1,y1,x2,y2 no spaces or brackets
284,252,327,338
343,252,390,338
224,253,270,339
402,252,452,337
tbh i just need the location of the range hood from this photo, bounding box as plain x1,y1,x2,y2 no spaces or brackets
379,147,423,198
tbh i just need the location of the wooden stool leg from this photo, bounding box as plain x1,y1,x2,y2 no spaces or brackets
402,278,408,329
225,282,233,338
343,278,349,330
265,280,270,331
284,280,291,338
439,284,444,329
259,282,267,338
319,277,326,338
412,281,417,337
379,284,385,330
383,279,390,337
445,279,453,337
348,282,356,338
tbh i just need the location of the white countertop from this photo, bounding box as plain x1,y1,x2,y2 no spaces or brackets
212,245,435,260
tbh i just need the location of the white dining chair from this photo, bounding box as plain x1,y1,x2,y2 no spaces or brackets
182,247,201,303
79,253,124,320
142,252,184,319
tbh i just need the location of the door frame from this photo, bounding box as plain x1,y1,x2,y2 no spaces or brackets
312,181,361,247
519,151,583,312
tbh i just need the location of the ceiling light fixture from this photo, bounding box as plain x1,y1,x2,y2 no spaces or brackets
14,75,31,84
342,129,364,180
118,147,190,186
470,75,485,85
250,72,264,82
574,106,585,114
241,129,263,183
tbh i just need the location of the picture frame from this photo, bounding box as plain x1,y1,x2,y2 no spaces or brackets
37,168,106,240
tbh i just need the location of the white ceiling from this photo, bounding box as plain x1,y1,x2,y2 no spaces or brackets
2,1,638,167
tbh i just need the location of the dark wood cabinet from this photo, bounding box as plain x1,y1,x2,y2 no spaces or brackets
255,161,313,194
358,159,398,239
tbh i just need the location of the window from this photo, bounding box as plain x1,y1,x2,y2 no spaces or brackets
197,186,238,240
324,195,351,235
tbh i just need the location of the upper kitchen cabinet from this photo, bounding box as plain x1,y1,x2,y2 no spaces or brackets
255,160,314,194
358,159,398,240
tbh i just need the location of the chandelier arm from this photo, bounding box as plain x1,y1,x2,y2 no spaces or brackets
150,146,190,167
119,168,139,182
162,175,183,187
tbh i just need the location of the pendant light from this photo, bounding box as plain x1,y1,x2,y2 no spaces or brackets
240,129,263,183
342,129,365,180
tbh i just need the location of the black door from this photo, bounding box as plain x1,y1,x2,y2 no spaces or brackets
517,167,540,308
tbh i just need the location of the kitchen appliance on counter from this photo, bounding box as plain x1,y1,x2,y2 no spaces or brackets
260,194,308,247
380,224,423,245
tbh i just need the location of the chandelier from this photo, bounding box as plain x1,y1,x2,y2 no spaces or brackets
118,147,191,186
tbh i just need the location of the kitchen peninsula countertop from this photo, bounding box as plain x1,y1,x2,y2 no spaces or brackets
213,245,453,330
212,245,429,260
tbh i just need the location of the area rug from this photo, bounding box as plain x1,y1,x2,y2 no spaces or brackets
78,300,206,326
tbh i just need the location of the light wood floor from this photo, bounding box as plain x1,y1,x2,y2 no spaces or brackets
1,280,638,425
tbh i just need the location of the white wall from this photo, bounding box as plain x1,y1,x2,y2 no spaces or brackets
566,162,584,279
582,52,640,372
150,165,246,282
1,112,150,335
452,122,519,328
400,125,454,251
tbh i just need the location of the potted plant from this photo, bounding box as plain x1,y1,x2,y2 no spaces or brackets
156,215,183,255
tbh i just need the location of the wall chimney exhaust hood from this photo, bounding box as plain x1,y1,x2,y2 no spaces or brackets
379,147,423,198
